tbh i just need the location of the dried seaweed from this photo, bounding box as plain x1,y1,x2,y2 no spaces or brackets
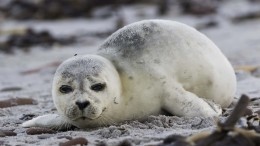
156,94,260,146
0,28,75,54
178,0,219,15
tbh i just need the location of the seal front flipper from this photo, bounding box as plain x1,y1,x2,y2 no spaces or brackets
162,82,222,118
22,114,72,130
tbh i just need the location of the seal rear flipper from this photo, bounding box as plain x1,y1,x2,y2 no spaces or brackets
162,82,222,118
21,114,72,130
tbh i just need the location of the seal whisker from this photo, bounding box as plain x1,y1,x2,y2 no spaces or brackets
100,115,116,126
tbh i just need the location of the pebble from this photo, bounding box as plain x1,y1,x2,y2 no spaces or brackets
117,139,132,146
178,0,218,15
255,109,260,116
0,87,22,92
26,127,56,135
163,135,185,144
232,10,260,23
37,134,53,139
57,136,73,140
59,137,88,146
0,130,17,137
19,114,36,120
0,98,37,108
96,141,107,146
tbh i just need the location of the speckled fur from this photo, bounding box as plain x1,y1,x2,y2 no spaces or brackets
100,21,160,58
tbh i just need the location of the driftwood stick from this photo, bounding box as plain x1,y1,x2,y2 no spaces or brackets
195,94,250,146
220,94,250,130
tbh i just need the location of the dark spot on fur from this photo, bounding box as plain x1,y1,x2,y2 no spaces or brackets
93,74,99,77
67,79,74,85
128,76,133,80
94,99,101,103
136,60,145,64
154,59,160,64
207,79,213,86
114,97,119,104
86,76,95,83
79,80,84,91
58,57,104,79
99,21,160,59
61,71,74,78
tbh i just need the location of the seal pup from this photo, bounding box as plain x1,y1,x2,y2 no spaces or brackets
22,20,236,129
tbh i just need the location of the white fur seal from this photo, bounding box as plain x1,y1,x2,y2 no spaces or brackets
22,20,236,129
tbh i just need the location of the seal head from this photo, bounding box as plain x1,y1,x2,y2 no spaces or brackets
52,55,121,124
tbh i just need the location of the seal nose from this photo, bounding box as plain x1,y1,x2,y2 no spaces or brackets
75,100,90,110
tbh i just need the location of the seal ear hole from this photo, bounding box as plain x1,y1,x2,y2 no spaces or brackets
90,83,106,92
59,85,73,94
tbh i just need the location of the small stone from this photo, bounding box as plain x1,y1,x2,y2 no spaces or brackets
37,134,53,139
19,114,36,120
57,136,73,140
163,134,185,144
255,110,260,116
179,0,218,15
96,141,107,146
59,137,88,146
26,127,56,135
117,139,132,146
0,130,17,137
0,131,5,137
0,87,22,92
0,98,37,108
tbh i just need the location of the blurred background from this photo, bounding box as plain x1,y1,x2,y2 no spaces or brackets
0,1,260,145
0,0,260,95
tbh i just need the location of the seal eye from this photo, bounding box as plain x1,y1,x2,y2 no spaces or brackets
91,83,106,92
59,85,73,94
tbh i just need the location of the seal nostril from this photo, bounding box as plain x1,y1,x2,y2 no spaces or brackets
75,100,90,110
